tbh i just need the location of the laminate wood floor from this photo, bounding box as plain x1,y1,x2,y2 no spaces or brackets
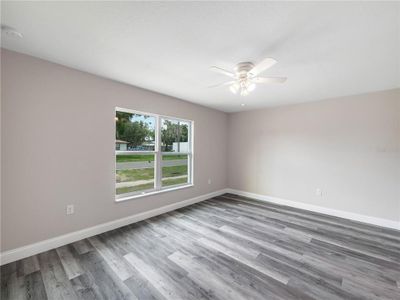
2,193,400,300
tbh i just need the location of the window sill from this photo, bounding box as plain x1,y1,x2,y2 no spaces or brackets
115,184,194,203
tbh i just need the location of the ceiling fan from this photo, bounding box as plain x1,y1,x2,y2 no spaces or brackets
209,58,287,96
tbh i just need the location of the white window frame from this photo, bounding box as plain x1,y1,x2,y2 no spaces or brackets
115,107,194,202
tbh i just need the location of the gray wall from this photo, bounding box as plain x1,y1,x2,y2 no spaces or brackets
228,89,400,222
1,50,228,251
2,49,399,252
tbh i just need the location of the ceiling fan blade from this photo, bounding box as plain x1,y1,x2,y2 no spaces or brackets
208,80,236,88
252,76,287,84
209,66,235,78
249,58,277,76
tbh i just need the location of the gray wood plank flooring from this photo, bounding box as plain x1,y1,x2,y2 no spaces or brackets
1,193,400,299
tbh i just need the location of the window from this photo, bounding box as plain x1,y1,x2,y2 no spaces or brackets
161,118,191,188
115,107,193,200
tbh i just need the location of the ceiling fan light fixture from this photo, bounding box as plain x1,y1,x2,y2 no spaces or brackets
240,88,249,96
247,82,256,92
229,83,239,94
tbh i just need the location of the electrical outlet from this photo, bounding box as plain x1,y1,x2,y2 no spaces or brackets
208,178,212,185
66,204,74,215
315,188,322,197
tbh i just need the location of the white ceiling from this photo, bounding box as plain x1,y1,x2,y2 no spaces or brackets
1,1,399,112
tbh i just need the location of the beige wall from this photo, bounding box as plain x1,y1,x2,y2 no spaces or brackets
1,50,228,251
228,89,400,222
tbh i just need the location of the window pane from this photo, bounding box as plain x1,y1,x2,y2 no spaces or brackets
162,154,189,187
116,155,155,195
161,118,190,152
116,111,156,151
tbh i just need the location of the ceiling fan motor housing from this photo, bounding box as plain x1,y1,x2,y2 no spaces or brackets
234,62,255,77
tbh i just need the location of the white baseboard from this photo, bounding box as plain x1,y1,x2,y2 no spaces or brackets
225,188,400,231
0,189,229,265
